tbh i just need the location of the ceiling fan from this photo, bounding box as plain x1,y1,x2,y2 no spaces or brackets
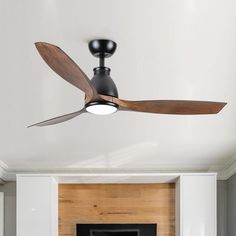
28,39,226,127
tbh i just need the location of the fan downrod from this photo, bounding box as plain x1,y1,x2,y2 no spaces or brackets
89,39,117,67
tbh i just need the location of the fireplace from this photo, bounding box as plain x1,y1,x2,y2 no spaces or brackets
76,224,156,236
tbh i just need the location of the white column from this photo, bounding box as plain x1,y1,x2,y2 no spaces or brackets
178,174,217,236
17,176,58,236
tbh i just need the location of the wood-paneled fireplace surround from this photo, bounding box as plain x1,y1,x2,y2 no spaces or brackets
59,184,175,236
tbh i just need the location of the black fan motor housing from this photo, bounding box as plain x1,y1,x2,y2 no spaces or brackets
91,67,118,98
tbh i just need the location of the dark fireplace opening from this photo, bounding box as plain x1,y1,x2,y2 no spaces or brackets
91,229,139,236
77,224,156,236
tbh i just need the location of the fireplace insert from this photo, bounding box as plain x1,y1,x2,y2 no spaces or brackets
77,224,156,236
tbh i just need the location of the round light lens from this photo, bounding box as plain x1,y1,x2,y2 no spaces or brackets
86,104,117,115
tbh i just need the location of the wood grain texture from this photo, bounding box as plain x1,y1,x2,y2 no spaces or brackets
35,42,99,102
59,184,175,236
28,108,86,127
98,95,226,115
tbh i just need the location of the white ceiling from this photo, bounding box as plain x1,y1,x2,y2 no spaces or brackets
0,0,236,176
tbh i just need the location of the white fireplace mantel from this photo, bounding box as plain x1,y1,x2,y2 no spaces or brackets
16,172,217,236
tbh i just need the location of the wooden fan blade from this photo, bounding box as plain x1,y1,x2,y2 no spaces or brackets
100,96,226,115
28,108,86,127
35,42,98,102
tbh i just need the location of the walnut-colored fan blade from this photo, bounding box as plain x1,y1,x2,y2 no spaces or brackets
35,42,98,102
99,95,226,114
28,109,86,127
